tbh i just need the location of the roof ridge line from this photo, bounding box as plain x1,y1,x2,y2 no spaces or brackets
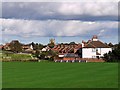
84,40,96,48
98,40,111,48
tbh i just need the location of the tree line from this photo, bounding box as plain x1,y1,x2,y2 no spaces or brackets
2,40,120,62
103,43,120,62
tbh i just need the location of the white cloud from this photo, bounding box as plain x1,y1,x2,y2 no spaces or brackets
0,18,118,38
58,2,117,16
2,0,119,2
98,29,105,36
1,2,118,44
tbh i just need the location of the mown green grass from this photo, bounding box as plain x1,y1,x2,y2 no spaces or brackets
2,62,118,88
1,51,32,61
7,54,32,60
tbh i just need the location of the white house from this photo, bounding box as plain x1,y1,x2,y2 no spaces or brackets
41,46,50,52
82,35,112,58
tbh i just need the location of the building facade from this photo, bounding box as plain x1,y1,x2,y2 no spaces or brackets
82,35,112,58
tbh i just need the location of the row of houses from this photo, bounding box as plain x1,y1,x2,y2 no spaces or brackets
52,35,112,62
0,35,112,62
52,43,81,54
0,40,33,53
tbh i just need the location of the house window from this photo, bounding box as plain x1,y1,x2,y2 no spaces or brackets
92,48,96,52
96,48,98,52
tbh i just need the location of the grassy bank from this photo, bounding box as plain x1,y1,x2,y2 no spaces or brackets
0,51,34,61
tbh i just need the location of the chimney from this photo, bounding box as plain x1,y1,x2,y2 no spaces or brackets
82,40,85,47
92,35,98,41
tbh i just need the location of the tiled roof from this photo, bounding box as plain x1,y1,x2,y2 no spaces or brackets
84,40,110,48
52,44,82,53
0,45,3,49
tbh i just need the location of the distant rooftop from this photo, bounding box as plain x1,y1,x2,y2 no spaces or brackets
84,35,110,48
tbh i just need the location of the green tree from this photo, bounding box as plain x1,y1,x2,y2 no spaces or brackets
108,42,113,47
48,43,55,48
69,42,76,45
103,42,120,62
39,50,58,61
32,42,44,50
9,40,22,53
35,50,40,58
47,50,58,61
38,44,44,50
31,42,35,50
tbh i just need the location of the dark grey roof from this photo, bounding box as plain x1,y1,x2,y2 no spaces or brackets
64,53,79,58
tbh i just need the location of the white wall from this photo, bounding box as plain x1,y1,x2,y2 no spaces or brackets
59,54,64,57
42,48,46,51
82,48,96,58
82,48,112,58
100,48,112,57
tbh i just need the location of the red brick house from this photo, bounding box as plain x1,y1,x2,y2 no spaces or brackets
3,43,11,50
52,43,82,54
52,43,82,61
0,45,3,50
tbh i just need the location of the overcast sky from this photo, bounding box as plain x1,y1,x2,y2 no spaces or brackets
1,2,118,45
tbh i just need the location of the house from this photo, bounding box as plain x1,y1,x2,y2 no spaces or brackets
52,43,82,54
41,46,51,52
3,40,21,51
3,40,34,53
3,43,11,50
0,45,3,50
52,43,82,61
22,44,34,53
22,44,33,51
82,35,112,59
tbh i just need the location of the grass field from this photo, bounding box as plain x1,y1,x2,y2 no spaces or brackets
0,50,33,61
2,62,118,88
